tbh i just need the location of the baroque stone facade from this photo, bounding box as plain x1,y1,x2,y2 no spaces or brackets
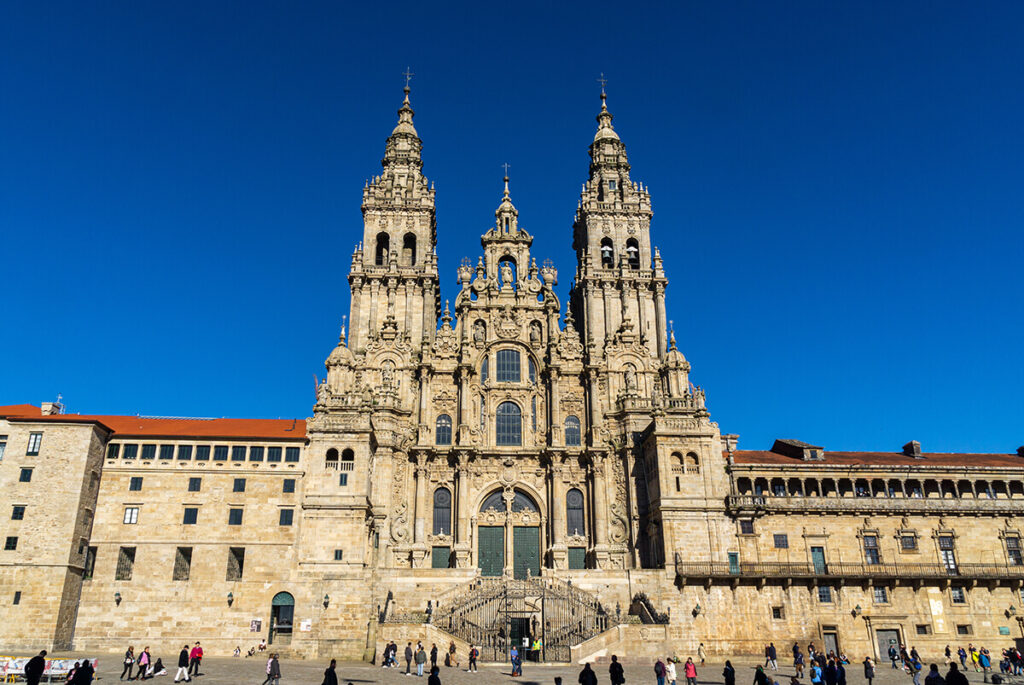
1,87,1023,662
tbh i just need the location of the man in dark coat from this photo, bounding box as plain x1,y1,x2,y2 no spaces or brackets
71,659,94,685
609,654,625,685
579,663,598,685
176,645,191,682
25,650,47,685
946,664,968,685
405,643,414,675
321,658,338,685
824,660,839,685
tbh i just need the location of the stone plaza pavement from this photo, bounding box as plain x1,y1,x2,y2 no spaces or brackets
36,654,1023,685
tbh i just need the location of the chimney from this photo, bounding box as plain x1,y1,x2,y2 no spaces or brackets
40,401,63,416
723,434,739,454
902,440,922,458
1017,446,1024,458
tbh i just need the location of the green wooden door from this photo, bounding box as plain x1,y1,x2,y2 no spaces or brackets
513,526,540,579
478,526,504,576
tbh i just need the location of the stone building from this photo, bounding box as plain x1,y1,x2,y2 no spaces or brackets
1,86,1022,662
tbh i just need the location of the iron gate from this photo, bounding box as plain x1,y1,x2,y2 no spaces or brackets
433,576,609,663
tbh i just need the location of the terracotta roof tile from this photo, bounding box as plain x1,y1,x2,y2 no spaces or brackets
731,450,1023,469
1,405,306,440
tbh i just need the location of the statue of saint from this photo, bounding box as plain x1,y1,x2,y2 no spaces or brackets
624,367,636,391
500,261,514,288
474,320,486,342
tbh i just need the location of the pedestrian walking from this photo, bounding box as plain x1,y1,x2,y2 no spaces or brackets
175,645,191,682
957,648,966,669
810,662,823,685
430,643,438,669
795,649,805,678
698,643,707,666
269,654,281,685
665,657,677,685
122,646,136,681
924,664,945,685
405,643,414,675
609,654,625,685
467,645,478,673
446,641,458,668
864,657,875,685
428,665,442,685
261,655,275,685
188,643,203,678
946,664,968,685
824,660,838,685
685,656,698,685
837,661,847,685
910,657,923,685
321,659,338,685
579,663,598,685
416,644,428,677
25,650,46,685
723,660,736,685
138,647,151,680
889,644,900,669
655,658,667,685
768,643,779,671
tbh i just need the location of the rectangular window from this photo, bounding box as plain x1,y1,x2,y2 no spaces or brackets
19,468,32,483
939,535,955,550
122,443,138,459
4,536,18,551
183,507,198,525
249,446,264,462
11,505,25,520
739,520,754,535
173,547,192,581
339,473,348,486
608,180,617,190
267,446,282,462
568,547,586,570
233,478,246,493
772,606,784,619
227,547,244,580
106,444,120,459
231,445,246,462
83,546,97,579
123,507,139,524
773,534,789,549
956,624,973,636
213,445,228,461
873,586,888,603
333,549,343,561
283,479,295,493
1007,537,1022,566
115,546,135,580
195,445,210,461
13,591,21,605
431,546,450,569
285,447,300,463
177,444,193,460
916,624,931,635
496,349,521,382
26,432,42,455
187,477,201,492
863,535,881,564
228,508,243,525
159,444,174,460
951,586,967,604
279,509,293,526
900,535,918,551
817,586,833,603
140,444,156,460
129,477,143,492
0,434,6,460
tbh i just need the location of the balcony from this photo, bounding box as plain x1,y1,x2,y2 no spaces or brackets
726,493,1024,516
674,559,1024,585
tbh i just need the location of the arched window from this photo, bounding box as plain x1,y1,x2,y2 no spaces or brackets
496,402,522,446
435,414,452,446
528,358,537,384
432,487,451,535
496,349,521,383
375,232,390,266
626,238,640,269
480,490,506,512
600,238,614,268
480,356,489,382
341,448,354,463
326,448,338,467
402,232,416,265
566,488,585,536
565,416,581,446
685,452,699,474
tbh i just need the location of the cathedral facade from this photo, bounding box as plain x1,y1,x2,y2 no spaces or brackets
1,87,1022,662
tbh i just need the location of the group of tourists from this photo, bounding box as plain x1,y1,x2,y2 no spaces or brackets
23,650,93,685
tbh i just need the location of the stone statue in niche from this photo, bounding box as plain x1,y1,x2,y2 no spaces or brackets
624,367,637,392
530,320,542,344
473,320,486,342
500,261,514,289
382,361,395,388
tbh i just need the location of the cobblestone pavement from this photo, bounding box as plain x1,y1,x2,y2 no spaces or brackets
39,654,1023,685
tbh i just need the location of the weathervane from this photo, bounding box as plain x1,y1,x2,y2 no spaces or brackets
403,67,414,89
502,162,511,178
597,72,608,95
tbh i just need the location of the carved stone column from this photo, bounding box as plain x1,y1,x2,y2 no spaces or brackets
404,277,416,334
591,455,610,567
455,460,472,568
654,284,667,358
412,463,429,567
550,460,568,569
349,276,364,351
602,282,615,342
549,368,561,445
367,281,380,339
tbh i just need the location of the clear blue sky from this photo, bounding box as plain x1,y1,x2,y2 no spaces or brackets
2,2,1022,453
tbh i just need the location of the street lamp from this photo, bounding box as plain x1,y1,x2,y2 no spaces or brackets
227,592,234,607
323,594,330,609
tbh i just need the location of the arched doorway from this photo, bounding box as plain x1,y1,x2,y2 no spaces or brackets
477,489,541,579
269,591,294,645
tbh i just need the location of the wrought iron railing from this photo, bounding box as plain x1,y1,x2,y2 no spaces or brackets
674,559,1024,581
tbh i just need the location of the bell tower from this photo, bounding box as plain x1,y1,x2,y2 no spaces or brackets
347,83,440,352
569,88,668,360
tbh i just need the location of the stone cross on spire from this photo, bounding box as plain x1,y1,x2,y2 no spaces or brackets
403,66,414,89
597,72,608,94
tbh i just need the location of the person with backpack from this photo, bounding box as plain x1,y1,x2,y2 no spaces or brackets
467,645,478,673
416,644,428,677
655,658,666,685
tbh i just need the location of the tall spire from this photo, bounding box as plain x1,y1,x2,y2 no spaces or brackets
594,74,619,142
383,76,422,170
495,167,518,232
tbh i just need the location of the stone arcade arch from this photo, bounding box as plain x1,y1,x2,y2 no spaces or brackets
269,591,294,645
